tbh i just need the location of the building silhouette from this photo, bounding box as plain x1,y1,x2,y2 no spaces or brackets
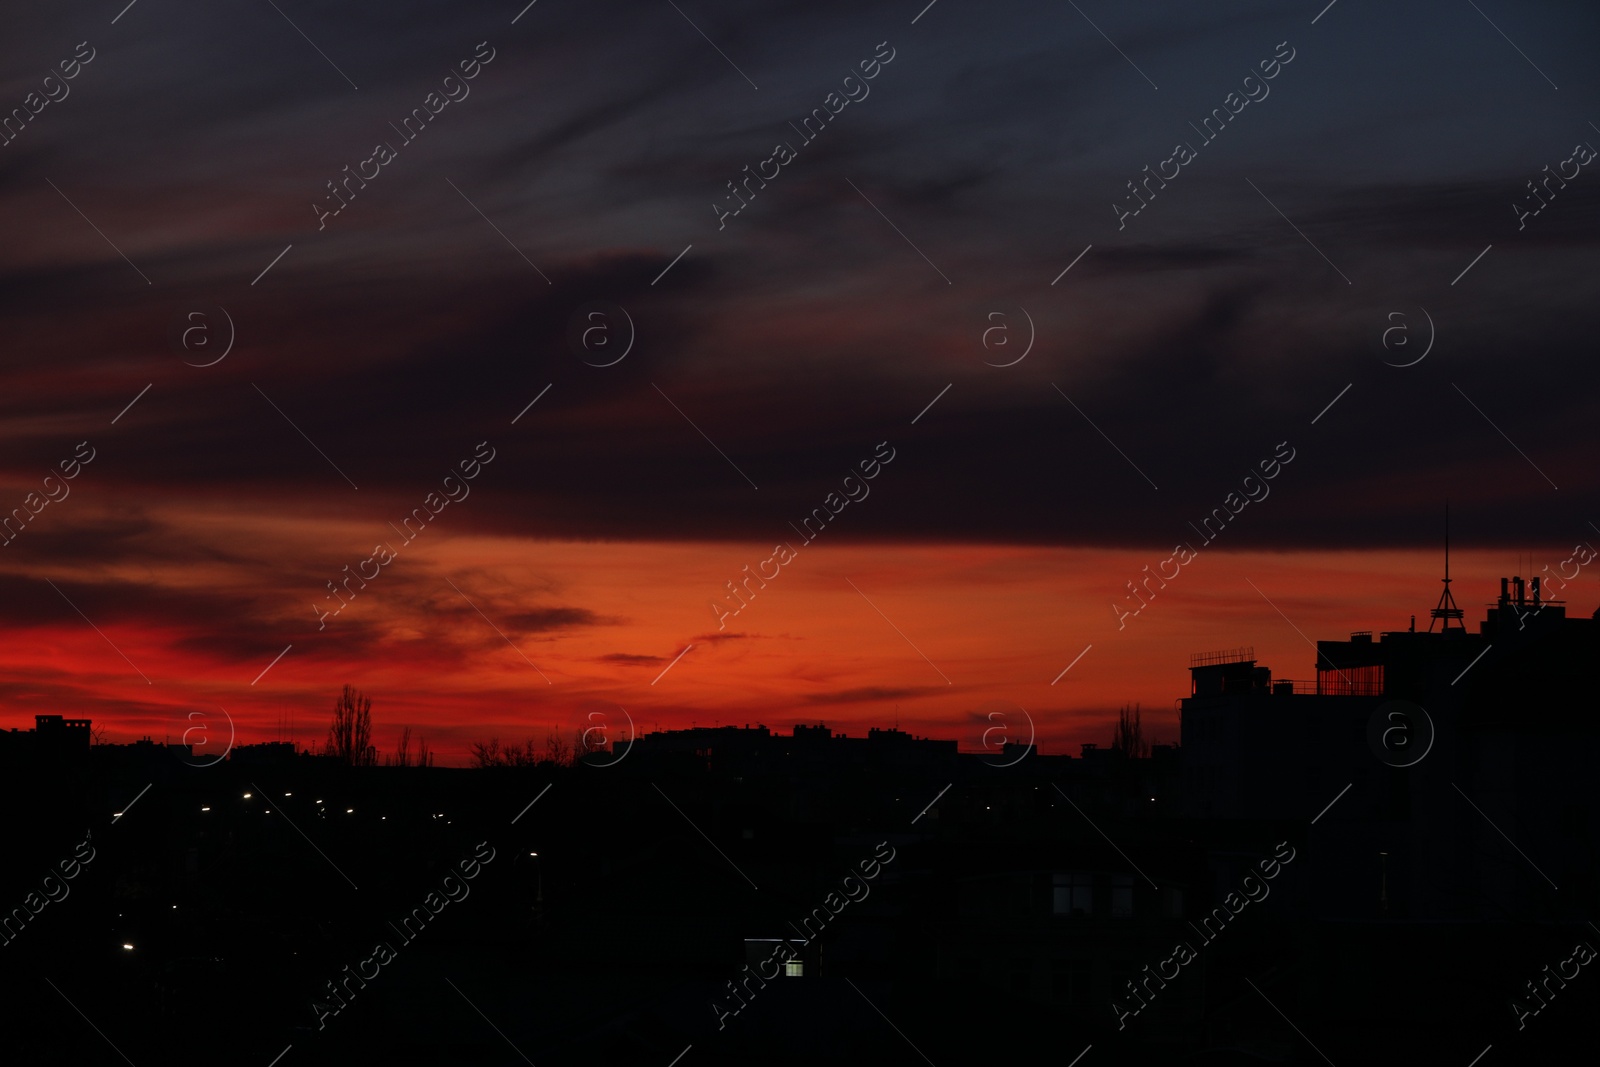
0,713,92,768
1182,572,1600,922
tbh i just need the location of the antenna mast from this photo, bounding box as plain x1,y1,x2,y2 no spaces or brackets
1428,502,1465,632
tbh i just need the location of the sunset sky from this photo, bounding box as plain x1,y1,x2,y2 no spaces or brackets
3,0,1596,762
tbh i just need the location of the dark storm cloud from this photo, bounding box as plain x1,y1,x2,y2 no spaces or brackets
490,69,722,174
1089,244,1255,272
0,510,164,566
2,0,1597,559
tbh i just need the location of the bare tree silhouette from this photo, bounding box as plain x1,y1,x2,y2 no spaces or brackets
543,730,572,767
327,684,376,766
469,737,505,767
575,724,605,761
389,725,427,767
1111,702,1149,759
470,730,574,767
470,737,538,767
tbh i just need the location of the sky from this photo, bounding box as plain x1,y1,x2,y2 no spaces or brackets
2,0,1597,762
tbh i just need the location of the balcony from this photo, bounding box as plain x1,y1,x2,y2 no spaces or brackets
1273,678,1384,696
1190,646,1255,668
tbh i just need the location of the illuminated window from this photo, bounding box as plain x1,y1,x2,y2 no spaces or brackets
784,960,804,977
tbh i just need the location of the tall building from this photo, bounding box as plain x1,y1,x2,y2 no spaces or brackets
1182,572,1599,920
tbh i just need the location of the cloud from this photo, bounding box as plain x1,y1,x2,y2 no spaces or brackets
1,0,1596,761
503,607,612,632
800,686,947,706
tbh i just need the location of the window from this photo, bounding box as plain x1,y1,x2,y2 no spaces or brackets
784,960,804,977
1162,887,1185,917
1053,873,1093,916
1052,961,1092,1005
1010,959,1032,995
1111,875,1134,918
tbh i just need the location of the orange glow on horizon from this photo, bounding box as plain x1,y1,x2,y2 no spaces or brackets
2,511,1580,764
